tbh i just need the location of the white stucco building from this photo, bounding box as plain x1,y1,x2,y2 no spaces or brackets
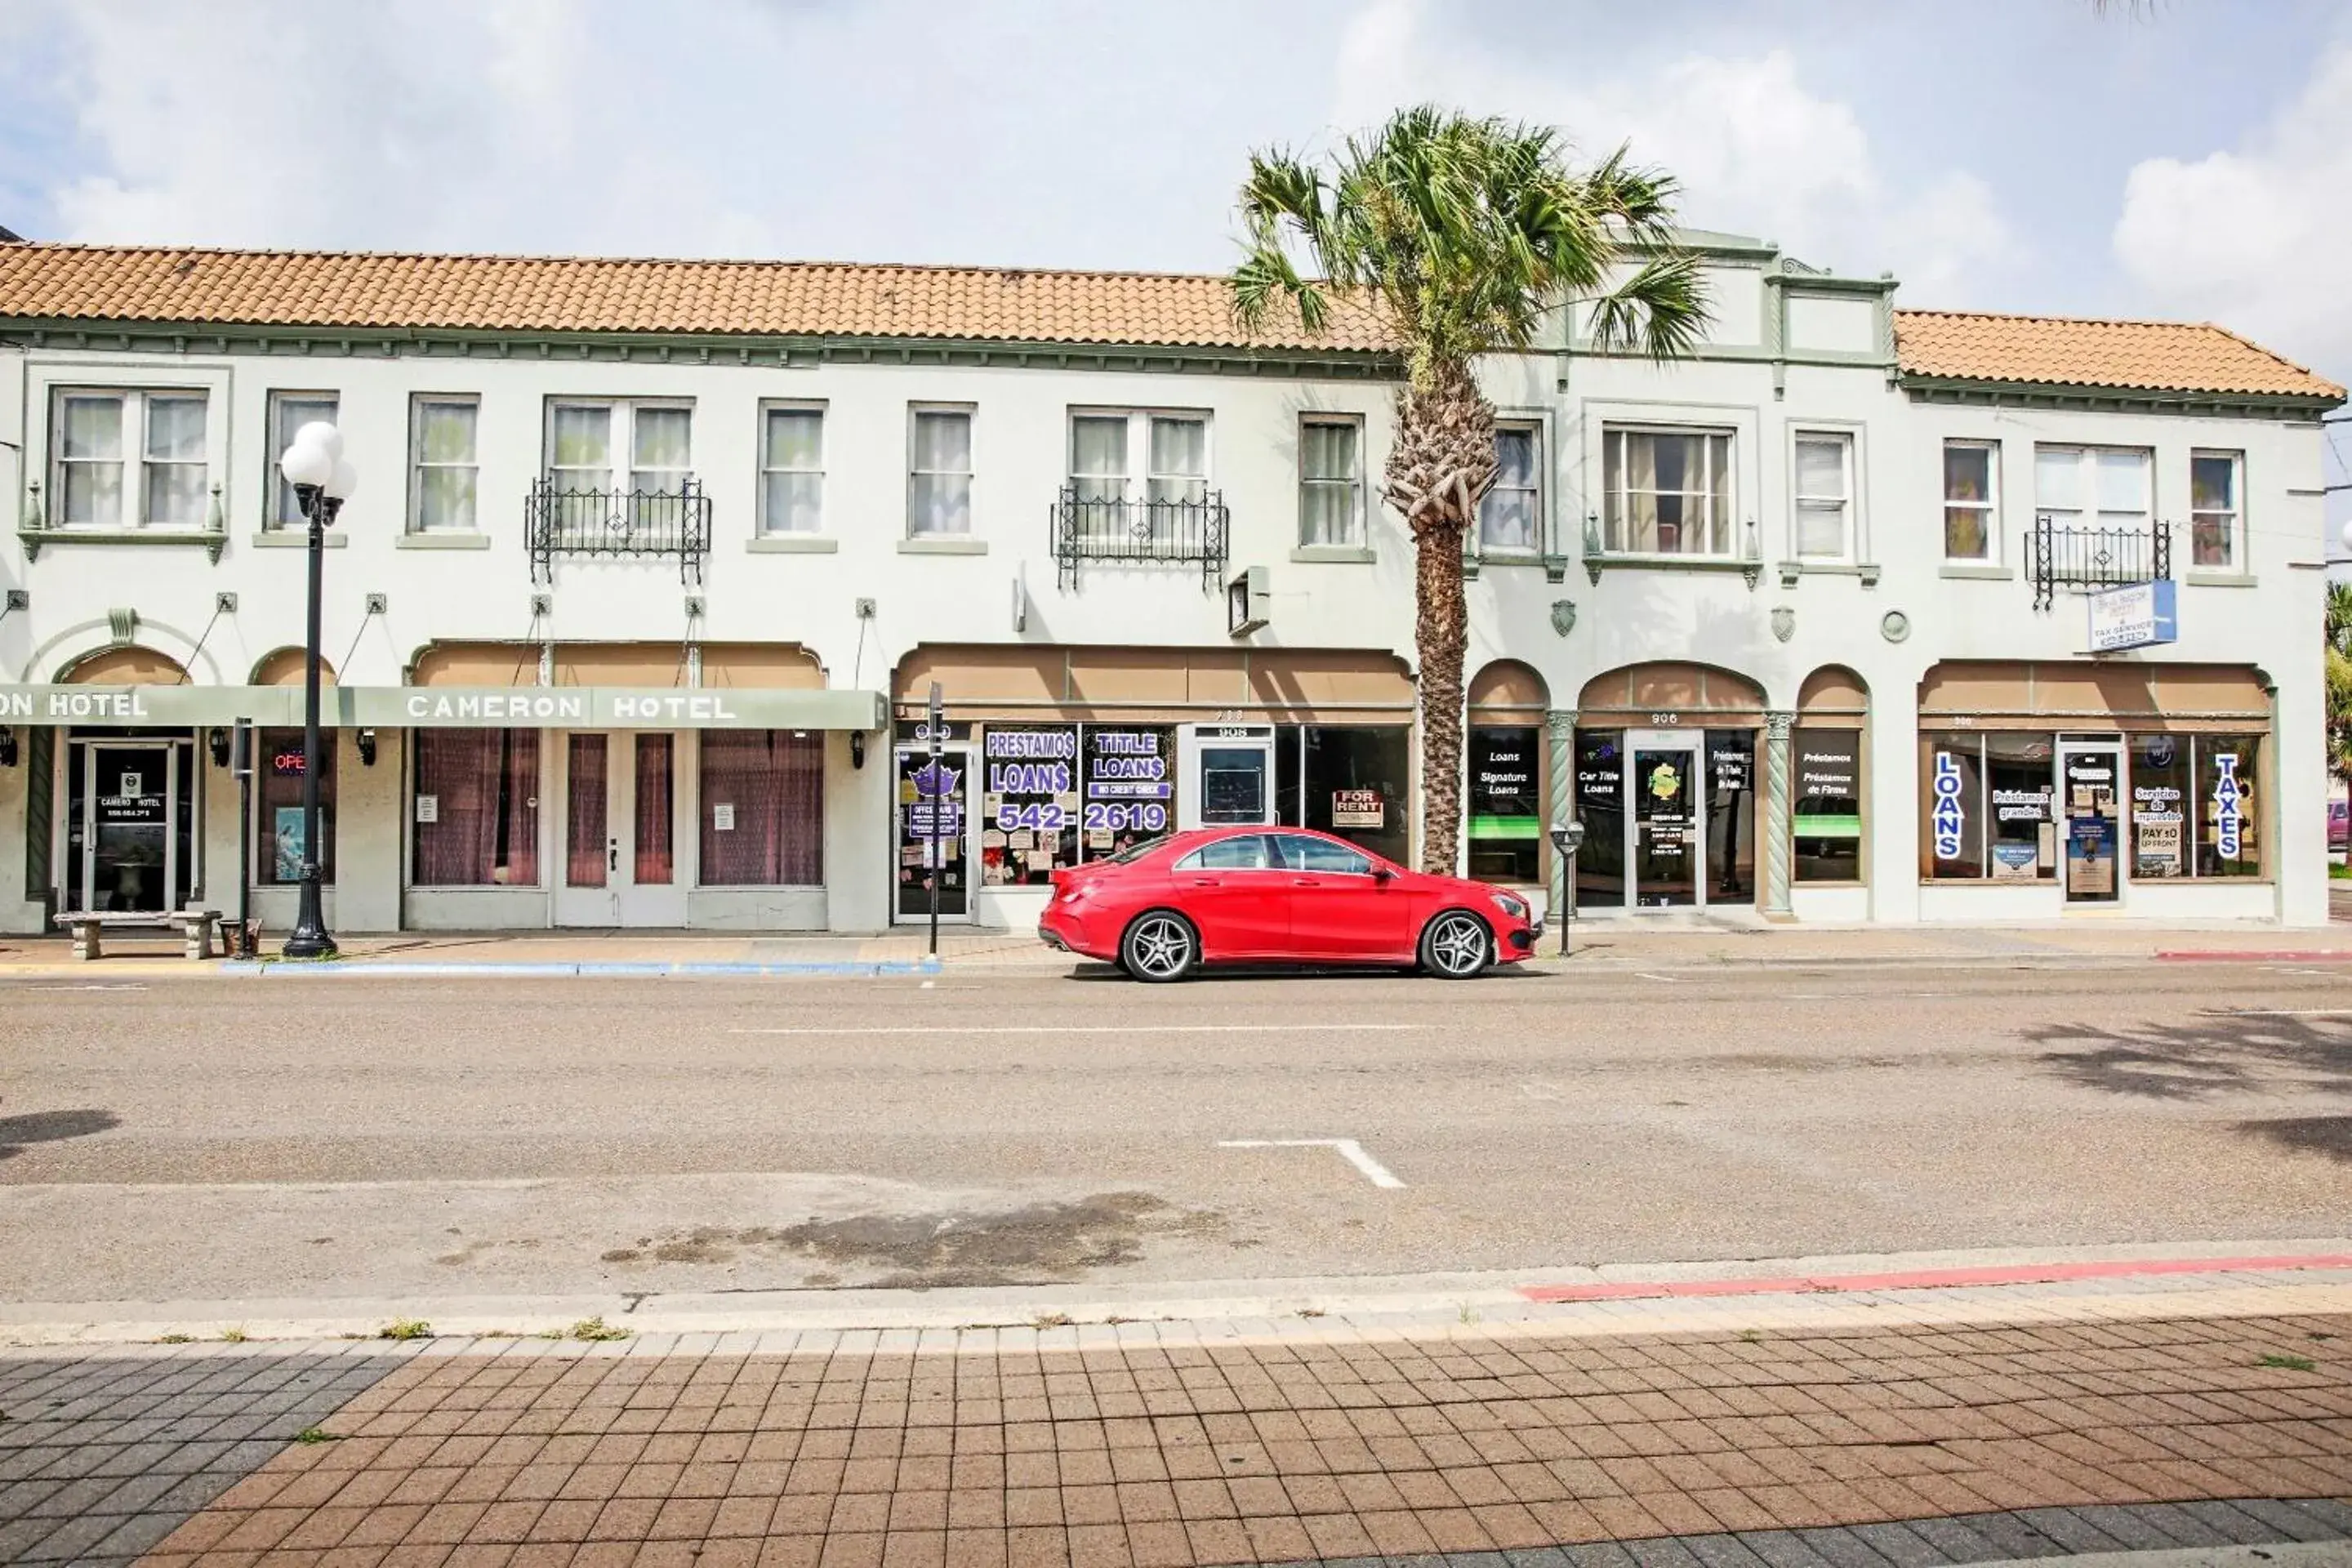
0,231,2338,937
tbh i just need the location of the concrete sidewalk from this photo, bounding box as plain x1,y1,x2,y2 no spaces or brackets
4,1256,2350,1567
6,917,2352,978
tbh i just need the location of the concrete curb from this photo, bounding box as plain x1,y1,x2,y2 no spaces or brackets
212,957,947,978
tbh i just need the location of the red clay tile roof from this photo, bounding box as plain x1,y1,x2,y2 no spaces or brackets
1892,308,2342,400
0,243,1392,354
0,243,2337,399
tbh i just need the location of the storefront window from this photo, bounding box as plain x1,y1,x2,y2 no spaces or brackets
699,730,823,885
1080,725,1174,859
1573,730,1624,905
1705,730,1755,900
1791,728,1860,883
2129,735,2190,879
981,724,1079,885
1922,734,1985,879
412,729,539,886
1468,726,1542,882
2197,734,2261,877
257,728,335,884
1303,726,1410,866
1986,733,2056,882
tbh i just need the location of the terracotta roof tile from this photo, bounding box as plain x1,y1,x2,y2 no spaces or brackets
0,243,1391,354
0,243,2336,401
1892,308,2341,400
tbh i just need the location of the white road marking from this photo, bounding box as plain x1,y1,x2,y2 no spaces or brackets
1218,1138,1405,1188
1635,972,1681,983
729,1022,1419,1036
2219,1008,2352,1018
20,983,149,992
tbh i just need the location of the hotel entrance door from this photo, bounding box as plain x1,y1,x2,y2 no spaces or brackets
69,734,197,913
555,732,687,926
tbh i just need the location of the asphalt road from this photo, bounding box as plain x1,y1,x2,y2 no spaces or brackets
2,956,2350,1304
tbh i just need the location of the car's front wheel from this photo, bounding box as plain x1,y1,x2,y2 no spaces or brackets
1120,910,1200,982
1419,910,1492,978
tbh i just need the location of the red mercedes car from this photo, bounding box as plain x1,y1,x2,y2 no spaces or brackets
1038,826,1540,981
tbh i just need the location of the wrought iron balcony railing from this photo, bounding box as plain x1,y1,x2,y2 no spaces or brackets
526,478,712,585
1049,486,1229,590
2028,513,2171,611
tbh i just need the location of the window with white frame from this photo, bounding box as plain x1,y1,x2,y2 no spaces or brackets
50,389,210,529
759,405,825,534
1942,440,1997,560
1601,426,1733,555
1478,421,1542,553
267,391,338,529
1067,409,1209,541
1792,431,1853,560
408,396,479,532
2035,444,2151,533
2190,450,2243,570
908,407,973,536
1298,416,1364,546
546,399,692,532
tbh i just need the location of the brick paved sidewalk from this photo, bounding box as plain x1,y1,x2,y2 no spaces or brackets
5,1285,2350,1567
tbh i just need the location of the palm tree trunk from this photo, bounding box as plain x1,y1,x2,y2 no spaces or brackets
1385,357,1494,876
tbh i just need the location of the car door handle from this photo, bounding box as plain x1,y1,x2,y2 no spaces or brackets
1291,877,1321,886
1190,876,1222,888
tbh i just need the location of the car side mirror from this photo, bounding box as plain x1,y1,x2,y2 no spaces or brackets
1371,864,1396,881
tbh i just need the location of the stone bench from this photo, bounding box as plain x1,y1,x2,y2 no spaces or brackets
53,909,223,961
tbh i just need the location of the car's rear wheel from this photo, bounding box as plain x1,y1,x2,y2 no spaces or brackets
1120,910,1199,982
1419,910,1491,978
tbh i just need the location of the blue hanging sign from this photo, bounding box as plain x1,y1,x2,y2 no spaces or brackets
1931,752,1967,860
2212,751,2244,859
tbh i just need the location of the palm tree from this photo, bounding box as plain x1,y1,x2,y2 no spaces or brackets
1232,106,1710,875
2326,581,2352,782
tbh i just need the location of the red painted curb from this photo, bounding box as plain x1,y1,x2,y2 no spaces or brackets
2154,951,2352,962
1517,1252,2352,1304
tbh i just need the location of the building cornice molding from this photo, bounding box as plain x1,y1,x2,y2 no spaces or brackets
1901,375,2338,421
0,318,1402,382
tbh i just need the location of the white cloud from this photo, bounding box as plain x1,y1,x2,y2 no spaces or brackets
2114,44,2352,376
1331,0,2022,301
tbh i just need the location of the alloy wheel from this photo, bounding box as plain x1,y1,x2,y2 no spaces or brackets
1125,914,1195,981
1426,912,1489,978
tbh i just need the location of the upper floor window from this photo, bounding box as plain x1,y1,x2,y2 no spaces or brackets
2035,444,2150,532
546,399,693,496
408,395,479,533
1298,416,1364,546
1069,411,1209,502
908,407,973,537
51,389,209,529
760,405,825,535
1601,426,1732,556
1478,421,1541,554
267,391,338,530
2190,450,2243,570
1792,431,1853,560
1942,440,1996,561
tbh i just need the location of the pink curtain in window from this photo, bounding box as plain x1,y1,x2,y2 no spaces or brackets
635,735,674,884
699,730,823,884
413,729,539,886
566,735,608,887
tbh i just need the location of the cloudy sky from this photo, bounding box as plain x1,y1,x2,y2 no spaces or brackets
2,1,2348,457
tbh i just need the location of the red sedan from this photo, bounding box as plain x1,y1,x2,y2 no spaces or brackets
1037,826,1540,980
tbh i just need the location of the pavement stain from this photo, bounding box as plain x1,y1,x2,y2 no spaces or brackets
597,1191,1228,1287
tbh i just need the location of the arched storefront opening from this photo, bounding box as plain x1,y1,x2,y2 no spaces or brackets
1793,666,1869,889
251,648,338,687
1572,662,1766,911
889,644,1416,923
1466,660,1550,886
1917,660,2273,902
56,645,198,915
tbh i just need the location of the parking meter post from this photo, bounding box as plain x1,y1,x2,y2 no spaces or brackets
1548,819,1586,959
927,681,943,959
233,719,255,955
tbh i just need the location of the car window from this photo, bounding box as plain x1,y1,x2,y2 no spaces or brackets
1177,835,1272,871
1104,833,1169,865
1273,834,1373,875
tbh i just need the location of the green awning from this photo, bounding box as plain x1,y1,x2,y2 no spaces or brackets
0,684,888,730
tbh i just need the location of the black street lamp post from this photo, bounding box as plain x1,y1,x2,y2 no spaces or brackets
278,423,355,960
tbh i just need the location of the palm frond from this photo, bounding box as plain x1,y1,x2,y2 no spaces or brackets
1585,249,1711,362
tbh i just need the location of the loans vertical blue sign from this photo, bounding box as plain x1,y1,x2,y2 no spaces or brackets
1931,751,1967,860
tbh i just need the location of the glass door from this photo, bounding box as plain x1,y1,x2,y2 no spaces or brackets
896,742,973,922
2060,742,2124,904
1631,740,1701,908
555,733,687,927
82,742,176,912
1179,725,1276,829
